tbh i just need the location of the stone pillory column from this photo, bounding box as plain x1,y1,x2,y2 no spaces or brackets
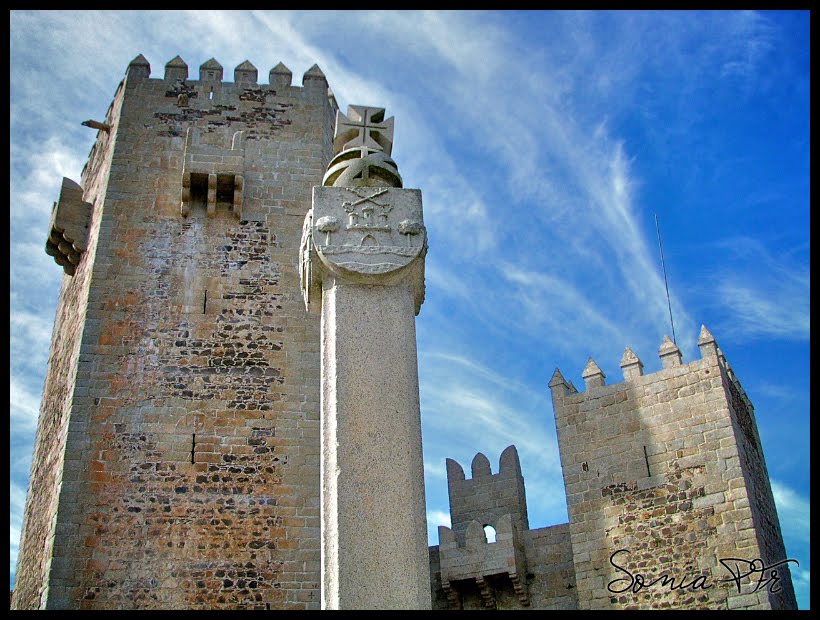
299,105,431,609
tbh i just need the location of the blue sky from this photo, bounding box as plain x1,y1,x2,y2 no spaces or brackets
9,10,810,608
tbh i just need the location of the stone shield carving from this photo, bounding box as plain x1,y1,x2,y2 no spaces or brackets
311,186,426,278
300,185,426,314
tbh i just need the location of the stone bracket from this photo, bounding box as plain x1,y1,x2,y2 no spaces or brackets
45,177,92,276
440,573,529,609
510,572,529,606
475,575,496,609
441,580,461,610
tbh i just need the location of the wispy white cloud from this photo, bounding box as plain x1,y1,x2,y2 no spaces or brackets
771,479,810,546
419,347,565,533
717,10,777,81
356,11,700,367
11,138,86,222
754,382,797,402
9,307,54,359
10,376,41,434
423,461,447,481
423,381,542,458
770,479,810,609
499,263,627,353
427,510,451,528
791,565,810,587
715,279,810,341
708,238,810,342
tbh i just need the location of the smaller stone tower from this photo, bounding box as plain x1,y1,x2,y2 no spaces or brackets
549,327,796,610
438,447,530,608
431,446,578,610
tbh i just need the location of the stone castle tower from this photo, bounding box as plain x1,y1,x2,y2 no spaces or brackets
13,54,336,609
428,328,796,610
13,55,796,611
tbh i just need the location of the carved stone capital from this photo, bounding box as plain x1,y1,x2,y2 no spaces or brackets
300,186,426,315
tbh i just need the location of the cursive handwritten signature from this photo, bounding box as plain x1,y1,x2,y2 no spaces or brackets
608,549,712,594
719,557,798,594
607,549,798,595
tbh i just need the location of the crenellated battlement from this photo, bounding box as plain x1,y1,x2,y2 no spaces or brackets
445,445,529,542
547,324,758,495
549,325,743,404
125,53,331,92
21,51,340,611
548,326,758,446
438,447,531,608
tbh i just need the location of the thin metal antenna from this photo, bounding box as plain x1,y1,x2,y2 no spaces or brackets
655,213,677,345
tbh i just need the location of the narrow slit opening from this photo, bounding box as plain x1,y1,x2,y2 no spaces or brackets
643,445,651,477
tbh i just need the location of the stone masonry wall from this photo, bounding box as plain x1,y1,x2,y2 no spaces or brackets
721,364,796,609
549,335,796,610
13,58,335,609
521,524,578,609
12,78,125,610
445,447,529,540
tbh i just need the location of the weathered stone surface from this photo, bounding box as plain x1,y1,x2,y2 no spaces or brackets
619,346,644,381
164,55,188,81
658,334,683,368
332,105,395,155
199,57,223,81
582,357,606,390
319,277,430,609
234,60,258,84
431,447,575,609
312,187,425,280
322,146,402,189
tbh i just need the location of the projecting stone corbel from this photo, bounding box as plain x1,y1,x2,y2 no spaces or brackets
45,178,92,276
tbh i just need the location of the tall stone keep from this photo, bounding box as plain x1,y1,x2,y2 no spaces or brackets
300,105,431,609
13,55,337,610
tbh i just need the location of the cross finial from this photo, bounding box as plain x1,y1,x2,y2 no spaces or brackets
333,105,395,155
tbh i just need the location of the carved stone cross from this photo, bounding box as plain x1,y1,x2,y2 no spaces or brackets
333,105,395,155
